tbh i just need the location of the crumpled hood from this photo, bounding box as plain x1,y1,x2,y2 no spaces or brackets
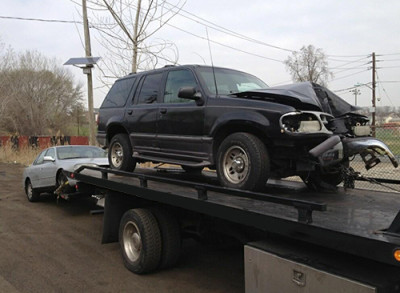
234,82,360,117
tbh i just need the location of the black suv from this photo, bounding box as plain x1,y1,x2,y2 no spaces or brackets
97,65,397,191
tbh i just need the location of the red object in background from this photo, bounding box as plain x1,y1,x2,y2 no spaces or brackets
39,136,51,148
0,136,89,150
70,136,89,145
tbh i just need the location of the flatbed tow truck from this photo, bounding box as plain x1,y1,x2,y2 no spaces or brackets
66,166,400,292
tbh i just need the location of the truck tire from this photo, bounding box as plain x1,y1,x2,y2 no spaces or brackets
119,209,161,274
25,179,40,202
151,208,181,269
109,134,136,172
217,132,270,191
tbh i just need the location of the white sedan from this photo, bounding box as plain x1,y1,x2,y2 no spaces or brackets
23,145,108,202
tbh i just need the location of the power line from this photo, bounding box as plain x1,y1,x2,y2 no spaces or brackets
327,53,370,58
163,1,296,53
331,69,370,82
166,23,285,63
0,15,82,24
376,69,395,107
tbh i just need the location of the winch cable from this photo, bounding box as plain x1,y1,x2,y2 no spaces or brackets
343,166,400,193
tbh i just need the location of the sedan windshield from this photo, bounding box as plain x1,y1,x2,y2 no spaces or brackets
57,146,107,160
197,67,268,95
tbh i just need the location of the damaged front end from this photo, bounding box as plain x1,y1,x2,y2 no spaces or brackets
342,137,398,170
280,110,398,172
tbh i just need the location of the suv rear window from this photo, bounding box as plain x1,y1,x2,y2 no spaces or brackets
101,77,136,108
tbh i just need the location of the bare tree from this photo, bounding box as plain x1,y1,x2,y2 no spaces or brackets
79,0,185,83
0,50,83,135
284,45,333,86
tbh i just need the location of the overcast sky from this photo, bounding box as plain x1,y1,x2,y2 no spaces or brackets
1,0,400,108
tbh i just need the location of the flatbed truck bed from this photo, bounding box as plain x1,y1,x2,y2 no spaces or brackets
68,166,400,292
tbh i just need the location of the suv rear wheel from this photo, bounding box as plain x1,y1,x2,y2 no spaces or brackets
109,133,136,172
217,132,270,191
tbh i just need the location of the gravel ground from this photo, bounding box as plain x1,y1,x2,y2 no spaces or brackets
0,162,244,293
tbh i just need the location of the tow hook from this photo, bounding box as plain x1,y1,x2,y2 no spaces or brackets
342,166,359,189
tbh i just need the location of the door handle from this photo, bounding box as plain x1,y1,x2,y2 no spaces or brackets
127,110,133,115
160,108,167,114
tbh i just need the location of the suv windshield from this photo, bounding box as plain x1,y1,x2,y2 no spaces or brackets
197,67,268,95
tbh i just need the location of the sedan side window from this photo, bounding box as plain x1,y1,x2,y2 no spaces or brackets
163,70,198,104
137,73,163,104
45,148,55,160
33,150,46,165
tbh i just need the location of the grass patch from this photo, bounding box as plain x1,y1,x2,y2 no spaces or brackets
376,127,400,156
0,143,41,166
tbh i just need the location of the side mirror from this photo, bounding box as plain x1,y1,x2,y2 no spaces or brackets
178,87,204,106
43,156,55,162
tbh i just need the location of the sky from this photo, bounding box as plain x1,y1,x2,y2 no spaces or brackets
1,0,400,109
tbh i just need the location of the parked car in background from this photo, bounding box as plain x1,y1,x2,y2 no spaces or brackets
23,145,108,202
96,65,398,191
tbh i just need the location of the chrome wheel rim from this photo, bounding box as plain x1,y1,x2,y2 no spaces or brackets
222,146,250,184
123,221,141,262
111,142,123,168
26,183,33,200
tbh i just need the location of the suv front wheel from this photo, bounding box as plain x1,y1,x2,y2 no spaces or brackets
109,133,136,172
217,132,270,191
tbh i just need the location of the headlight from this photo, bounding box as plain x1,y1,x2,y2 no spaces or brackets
280,111,332,134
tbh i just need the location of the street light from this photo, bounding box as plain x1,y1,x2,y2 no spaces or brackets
64,57,100,145
350,88,361,106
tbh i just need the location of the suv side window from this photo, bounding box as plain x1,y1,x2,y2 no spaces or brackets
137,73,163,104
163,69,198,104
101,77,136,108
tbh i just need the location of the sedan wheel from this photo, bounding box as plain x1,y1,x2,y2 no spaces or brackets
25,180,40,202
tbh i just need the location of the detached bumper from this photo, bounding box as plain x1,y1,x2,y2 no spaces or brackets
309,136,398,169
342,137,398,169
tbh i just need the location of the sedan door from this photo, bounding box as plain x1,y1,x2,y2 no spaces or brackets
41,147,58,187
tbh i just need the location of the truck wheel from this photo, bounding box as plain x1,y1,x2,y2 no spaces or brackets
25,179,40,202
217,132,270,191
109,134,136,172
151,208,181,269
119,209,161,274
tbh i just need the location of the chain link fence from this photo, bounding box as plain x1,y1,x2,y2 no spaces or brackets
349,125,400,193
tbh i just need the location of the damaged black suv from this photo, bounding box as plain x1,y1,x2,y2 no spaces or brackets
97,65,398,191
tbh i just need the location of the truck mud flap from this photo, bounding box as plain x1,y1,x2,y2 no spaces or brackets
102,191,131,244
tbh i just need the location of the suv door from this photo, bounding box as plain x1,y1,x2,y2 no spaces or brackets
125,72,164,155
157,69,207,161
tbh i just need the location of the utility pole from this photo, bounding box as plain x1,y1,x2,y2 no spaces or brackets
82,0,96,145
372,52,376,137
350,88,361,106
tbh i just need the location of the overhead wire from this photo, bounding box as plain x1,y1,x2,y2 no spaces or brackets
331,69,370,82
162,0,296,53
376,70,396,107
166,23,285,63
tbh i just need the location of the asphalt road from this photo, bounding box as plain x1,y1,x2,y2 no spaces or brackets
0,163,244,293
